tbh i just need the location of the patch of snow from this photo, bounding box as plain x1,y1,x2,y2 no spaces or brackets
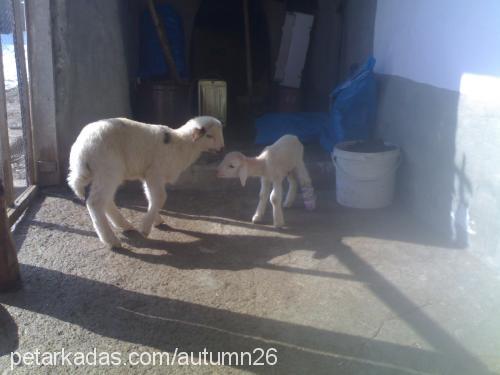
2,33,27,90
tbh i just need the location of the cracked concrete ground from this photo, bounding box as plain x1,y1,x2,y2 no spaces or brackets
1,185,500,374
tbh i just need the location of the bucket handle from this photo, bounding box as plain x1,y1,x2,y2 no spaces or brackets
332,155,402,182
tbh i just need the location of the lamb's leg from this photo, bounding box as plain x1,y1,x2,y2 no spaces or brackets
86,178,121,247
270,180,285,228
283,174,298,208
252,177,271,223
140,178,166,237
154,213,165,226
296,159,316,210
106,202,135,231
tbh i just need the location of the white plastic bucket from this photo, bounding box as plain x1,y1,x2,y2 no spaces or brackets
332,141,401,209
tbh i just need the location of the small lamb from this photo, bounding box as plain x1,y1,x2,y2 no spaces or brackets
68,116,224,247
217,135,315,227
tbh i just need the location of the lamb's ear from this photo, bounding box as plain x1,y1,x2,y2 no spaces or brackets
238,163,248,187
192,126,206,141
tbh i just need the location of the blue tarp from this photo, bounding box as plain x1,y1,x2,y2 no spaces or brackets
321,57,377,152
138,4,188,80
255,57,377,152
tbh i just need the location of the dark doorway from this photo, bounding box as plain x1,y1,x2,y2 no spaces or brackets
190,0,271,142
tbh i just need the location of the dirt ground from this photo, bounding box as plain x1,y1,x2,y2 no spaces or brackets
1,186,500,374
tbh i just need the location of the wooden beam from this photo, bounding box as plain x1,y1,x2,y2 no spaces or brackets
12,0,35,185
0,179,21,292
147,0,182,84
243,0,253,97
0,35,14,206
25,0,60,186
7,185,37,227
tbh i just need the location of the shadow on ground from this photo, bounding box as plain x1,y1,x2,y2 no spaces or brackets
0,304,18,357
1,187,497,374
1,262,491,375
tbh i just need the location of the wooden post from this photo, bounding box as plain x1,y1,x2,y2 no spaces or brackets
0,178,21,292
26,0,60,186
147,0,182,84
243,0,253,98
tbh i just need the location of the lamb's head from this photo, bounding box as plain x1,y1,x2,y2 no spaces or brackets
186,116,224,153
217,151,249,186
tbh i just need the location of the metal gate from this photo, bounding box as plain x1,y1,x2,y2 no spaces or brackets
0,0,37,226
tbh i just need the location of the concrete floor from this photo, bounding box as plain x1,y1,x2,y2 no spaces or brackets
1,186,500,374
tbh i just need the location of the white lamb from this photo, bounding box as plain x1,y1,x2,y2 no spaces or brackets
68,116,224,247
217,135,315,228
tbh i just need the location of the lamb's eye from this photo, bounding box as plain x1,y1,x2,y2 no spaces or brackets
206,134,213,139
229,165,235,169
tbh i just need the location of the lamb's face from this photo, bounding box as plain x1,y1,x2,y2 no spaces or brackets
190,117,224,153
216,152,245,179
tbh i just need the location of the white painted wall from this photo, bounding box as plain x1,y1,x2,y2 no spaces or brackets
374,0,500,93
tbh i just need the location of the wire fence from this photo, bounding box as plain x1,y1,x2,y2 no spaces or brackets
1,0,27,198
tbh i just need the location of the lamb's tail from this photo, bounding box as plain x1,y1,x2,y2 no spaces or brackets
67,149,92,200
295,159,316,211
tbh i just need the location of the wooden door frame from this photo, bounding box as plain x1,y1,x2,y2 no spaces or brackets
0,0,59,226
26,0,59,186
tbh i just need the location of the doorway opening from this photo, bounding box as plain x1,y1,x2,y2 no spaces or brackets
191,0,272,143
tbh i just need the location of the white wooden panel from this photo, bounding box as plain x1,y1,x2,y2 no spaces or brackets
274,12,314,88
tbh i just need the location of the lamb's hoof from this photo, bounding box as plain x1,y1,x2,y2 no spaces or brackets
154,216,165,226
139,223,152,237
304,200,316,211
273,221,286,229
122,229,141,239
120,225,137,233
106,238,122,249
252,214,264,223
156,223,171,231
